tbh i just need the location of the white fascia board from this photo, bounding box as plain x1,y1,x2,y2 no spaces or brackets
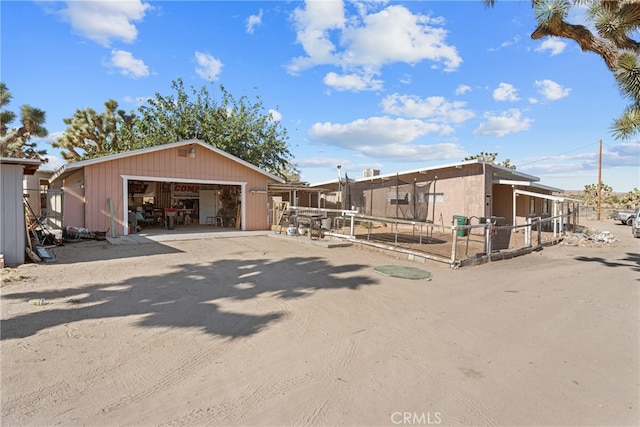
514,188,583,203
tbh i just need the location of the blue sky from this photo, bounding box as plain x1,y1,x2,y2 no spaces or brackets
2,0,639,192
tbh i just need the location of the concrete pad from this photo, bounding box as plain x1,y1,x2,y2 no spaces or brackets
268,232,353,248
106,235,154,245
142,230,271,243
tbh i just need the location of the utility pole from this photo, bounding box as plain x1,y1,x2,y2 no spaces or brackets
337,165,342,209
597,139,602,220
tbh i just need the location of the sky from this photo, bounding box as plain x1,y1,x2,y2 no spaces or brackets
2,0,639,192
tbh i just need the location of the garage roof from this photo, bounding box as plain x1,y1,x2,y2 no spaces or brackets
49,139,285,184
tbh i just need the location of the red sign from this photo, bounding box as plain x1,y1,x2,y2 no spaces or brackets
172,184,201,197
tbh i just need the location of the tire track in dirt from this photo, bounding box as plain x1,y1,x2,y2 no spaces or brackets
99,335,229,415
220,373,319,424
1,381,73,418
160,372,317,426
293,399,330,426
2,328,182,419
2,241,289,421
401,351,501,426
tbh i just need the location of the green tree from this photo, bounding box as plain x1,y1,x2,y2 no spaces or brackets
582,182,613,206
281,162,302,183
52,99,138,161
484,0,640,139
619,187,640,208
135,79,293,178
464,151,516,169
0,82,48,160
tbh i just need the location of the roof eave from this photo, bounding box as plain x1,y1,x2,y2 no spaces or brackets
1,157,41,175
47,139,285,184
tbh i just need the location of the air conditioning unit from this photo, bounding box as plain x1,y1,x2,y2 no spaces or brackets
362,169,380,178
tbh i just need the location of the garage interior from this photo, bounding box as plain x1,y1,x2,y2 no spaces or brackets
127,180,241,232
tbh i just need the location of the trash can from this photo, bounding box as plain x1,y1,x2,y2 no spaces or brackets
453,215,468,237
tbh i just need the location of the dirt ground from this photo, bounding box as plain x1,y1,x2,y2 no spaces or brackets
1,219,638,426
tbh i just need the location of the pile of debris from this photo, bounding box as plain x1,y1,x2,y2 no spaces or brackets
63,226,107,242
562,225,618,247
24,197,62,264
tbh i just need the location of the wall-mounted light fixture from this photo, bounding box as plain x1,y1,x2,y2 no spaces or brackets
189,147,196,158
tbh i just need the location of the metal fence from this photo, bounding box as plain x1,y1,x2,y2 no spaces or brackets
275,207,575,269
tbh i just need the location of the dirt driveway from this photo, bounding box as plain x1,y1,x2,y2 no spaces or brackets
1,220,638,426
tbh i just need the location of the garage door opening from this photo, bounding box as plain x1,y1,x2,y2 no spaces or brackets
124,179,242,234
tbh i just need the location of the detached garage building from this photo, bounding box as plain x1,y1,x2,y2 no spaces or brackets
48,139,284,236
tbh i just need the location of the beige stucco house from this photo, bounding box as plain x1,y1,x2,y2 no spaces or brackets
304,160,580,228
48,139,284,236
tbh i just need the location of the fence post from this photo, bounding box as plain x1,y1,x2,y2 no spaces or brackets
450,225,458,265
485,222,492,258
349,214,355,238
525,217,531,247
537,217,542,246
395,221,398,245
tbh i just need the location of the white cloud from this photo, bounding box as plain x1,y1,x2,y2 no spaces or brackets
381,93,475,123
268,109,282,122
57,0,150,47
106,50,149,78
195,51,223,81
357,141,464,162
246,9,263,34
473,109,532,137
323,72,383,92
500,35,521,48
296,157,340,168
487,35,521,52
605,140,640,167
41,154,65,172
535,79,571,101
520,141,640,190
340,5,462,71
307,116,463,161
288,2,462,86
288,0,346,73
399,74,412,85
535,38,567,56
493,83,519,102
455,84,471,95
309,117,466,161
310,117,443,147
123,95,152,105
